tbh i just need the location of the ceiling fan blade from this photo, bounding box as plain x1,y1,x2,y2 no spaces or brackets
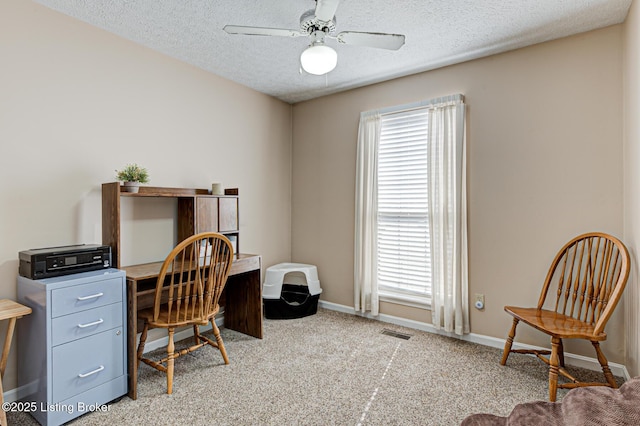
315,0,340,23
223,25,304,38
336,31,406,50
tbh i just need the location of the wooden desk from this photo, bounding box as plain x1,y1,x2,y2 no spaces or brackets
0,299,32,426
122,253,262,399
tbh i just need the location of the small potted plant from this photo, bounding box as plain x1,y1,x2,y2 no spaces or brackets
116,163,149,193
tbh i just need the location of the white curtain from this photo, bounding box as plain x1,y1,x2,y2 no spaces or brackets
354,111,381,316
428,97,469,335
354,95,468,335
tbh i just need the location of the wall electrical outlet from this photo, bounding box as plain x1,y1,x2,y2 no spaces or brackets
474,294,485,310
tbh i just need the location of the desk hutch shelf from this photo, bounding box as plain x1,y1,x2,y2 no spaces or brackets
101,182,240,268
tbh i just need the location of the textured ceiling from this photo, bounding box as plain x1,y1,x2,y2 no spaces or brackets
35,0,632,104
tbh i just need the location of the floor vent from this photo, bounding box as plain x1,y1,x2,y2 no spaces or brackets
381,329,412,340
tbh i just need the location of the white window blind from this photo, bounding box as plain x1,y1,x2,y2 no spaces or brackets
377,109,431,300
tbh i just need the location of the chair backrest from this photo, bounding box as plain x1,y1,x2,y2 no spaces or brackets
538,232,630,335
153,232,233,326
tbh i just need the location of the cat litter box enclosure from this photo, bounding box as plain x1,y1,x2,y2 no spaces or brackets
263,263,322,319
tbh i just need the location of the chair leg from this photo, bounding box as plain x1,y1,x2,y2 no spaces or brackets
211,319,229,364
167,328,175,395
592,341,617,388
193,324,200,345
136,323,149,369
501,318,519,365
558,338,565,368
549,337,561,402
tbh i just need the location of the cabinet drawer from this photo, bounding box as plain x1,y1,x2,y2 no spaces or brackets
52,302,123,346
51,278,122,318
52,327,124,403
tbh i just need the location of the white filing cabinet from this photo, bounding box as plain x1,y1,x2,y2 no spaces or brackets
17,269,127,426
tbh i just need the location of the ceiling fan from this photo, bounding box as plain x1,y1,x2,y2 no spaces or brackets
223,0,406,75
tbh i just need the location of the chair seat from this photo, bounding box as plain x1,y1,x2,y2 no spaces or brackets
504,306,607,341
139,303,219,328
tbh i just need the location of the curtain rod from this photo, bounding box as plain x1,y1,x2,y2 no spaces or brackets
363,93,464,117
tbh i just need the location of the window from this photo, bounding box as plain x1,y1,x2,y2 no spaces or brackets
355,94,467,333
376,110,431,307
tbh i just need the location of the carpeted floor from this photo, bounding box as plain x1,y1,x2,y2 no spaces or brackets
7,308,622,425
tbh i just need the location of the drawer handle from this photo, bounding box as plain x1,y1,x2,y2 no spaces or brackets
77,318,104,328
76,292,104,301
77,365,105,378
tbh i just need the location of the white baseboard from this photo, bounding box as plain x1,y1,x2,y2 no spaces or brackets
318,300,631,380
3,382,32,404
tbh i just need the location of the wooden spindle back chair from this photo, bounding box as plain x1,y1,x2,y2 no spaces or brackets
500,232,630,402
136,232,234,394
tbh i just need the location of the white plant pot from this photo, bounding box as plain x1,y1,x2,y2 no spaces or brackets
122,181,140,193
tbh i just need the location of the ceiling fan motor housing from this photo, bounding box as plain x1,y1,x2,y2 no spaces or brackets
300,9,336,35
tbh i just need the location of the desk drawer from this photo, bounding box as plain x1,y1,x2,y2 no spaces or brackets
51,278,122,318
52,302,123,346
52,327,124,403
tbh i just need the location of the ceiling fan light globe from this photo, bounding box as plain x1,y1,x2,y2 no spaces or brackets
300,44,337,75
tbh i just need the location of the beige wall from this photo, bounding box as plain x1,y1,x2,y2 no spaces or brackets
292,26,625,363
623,0,640,377
0,0,292,391
0,0,634,397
